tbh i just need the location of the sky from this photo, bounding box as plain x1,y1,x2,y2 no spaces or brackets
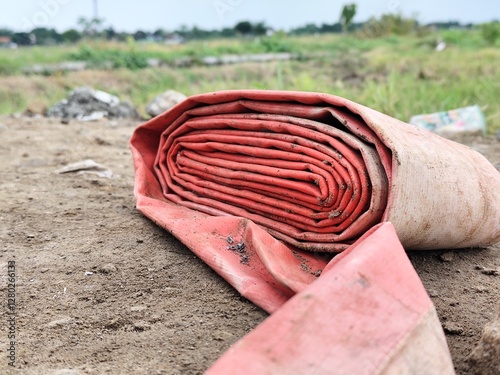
0,0,499,32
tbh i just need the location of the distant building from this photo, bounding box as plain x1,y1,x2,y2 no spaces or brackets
165,34,185,46
0,36,17,49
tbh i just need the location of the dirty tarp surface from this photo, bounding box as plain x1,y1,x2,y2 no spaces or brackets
130,90,500,312
206,222,455,375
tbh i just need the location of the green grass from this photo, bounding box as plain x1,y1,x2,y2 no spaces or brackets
0,29,499,132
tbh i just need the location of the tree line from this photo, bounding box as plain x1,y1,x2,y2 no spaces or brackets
0,19,479,46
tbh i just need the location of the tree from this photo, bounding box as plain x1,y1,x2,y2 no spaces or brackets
320,22,343,33
221,27,235,38
133,30,148,41
11,32,33,46
153,28,166,38
234,21,252,35
31,27,63,45
175,24,189,39
0,28,13,37
78,16,104,37
253,22,268,36
104,27,117,40
360,14,417,37
340,3,357,32
291,23,319,35
62,29,81,43
115,32,131,42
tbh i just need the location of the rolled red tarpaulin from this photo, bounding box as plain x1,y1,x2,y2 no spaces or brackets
131,90,500,248
130,90,500,312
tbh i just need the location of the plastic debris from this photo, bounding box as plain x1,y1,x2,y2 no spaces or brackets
409,105,486,136
55,159,113,178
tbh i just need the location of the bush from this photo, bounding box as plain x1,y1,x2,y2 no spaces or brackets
481,21,500,45
70,44,148,70
258,32,294,53
358,14,417,38
439,29,485,49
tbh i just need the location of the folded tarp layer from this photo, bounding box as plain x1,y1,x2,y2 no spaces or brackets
131,90,500,252
205,223,455,375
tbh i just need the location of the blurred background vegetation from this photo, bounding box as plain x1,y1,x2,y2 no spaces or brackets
0,11,499,131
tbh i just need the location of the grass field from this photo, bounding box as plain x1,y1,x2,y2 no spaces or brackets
0,29,498,131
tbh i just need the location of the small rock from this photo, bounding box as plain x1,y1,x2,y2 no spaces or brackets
146,90,186,117
443,321,464,335
52,369,81,375
427,289,439,297
146,58,161,68
104,318,122,330
473,286,489,293
84,271,93,276
467,308,500,374
98,263,117,274
24,102,47,116
150,314,162,322
476,265,500,276
133,320,151,331
27,234,35,239
181,357,192,366
47,317,73,328
439,252,454,262
92,89,119,106
79,111,106,122
482,268,500,276
131,305,147,312
213,329,234,342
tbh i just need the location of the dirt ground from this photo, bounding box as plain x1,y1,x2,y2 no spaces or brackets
0,115,498,375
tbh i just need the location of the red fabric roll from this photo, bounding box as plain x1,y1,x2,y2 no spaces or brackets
130,90,500,312
132,90,500,249
155,104,389,251
205,223,455,375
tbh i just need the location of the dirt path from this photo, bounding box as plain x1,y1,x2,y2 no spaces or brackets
0,116,498,374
